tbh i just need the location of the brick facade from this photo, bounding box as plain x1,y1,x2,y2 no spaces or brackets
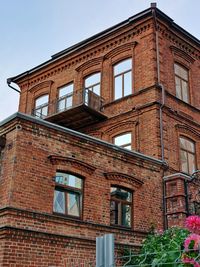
0,5,200,266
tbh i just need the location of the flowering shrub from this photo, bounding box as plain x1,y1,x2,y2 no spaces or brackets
124,227,189,266
123,215,200,266
185,216,200,234
181,216,200,266
184,234,200,251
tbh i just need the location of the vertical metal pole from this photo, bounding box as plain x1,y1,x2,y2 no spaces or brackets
96,236,104,267
104,234,115,267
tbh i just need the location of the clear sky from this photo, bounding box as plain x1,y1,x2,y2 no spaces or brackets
0,0,199,121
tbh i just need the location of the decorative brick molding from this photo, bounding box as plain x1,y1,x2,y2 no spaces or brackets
170,45,196,64
19,22,152,89
75,57,103,72
175,124,200,140
104,120,137,136
103,42,137,59
48,155,96,174
158,24,200,60
104,172,143,188
28,80,54,93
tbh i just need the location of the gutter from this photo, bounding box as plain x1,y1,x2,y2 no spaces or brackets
152,3,167,230
7,78,21,94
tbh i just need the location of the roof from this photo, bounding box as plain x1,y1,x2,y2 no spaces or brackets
8,6,200,84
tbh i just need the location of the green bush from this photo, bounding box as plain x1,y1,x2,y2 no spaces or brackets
125,227,189,266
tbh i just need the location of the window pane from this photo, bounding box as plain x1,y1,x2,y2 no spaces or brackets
35,95,49,108
93,84,100,95
59,83,74,97
188,153,196,174
53,190,65,214
180,137,186,149
42,106,48,116
58,99,65,112
110,201,118,225
175,77,182,99
182,80,189,103
85,73,101,88
175,64,188,80
114,59,132,76
121,204,131,227
124,71,132,96
66,96,73,108
114,76,122,100
55,172,82,189
124,145,131,150
180,150,188,173
67,193,80,217
185,139,195,153
180,138,195,152
114,133,131,147
111,187,132,202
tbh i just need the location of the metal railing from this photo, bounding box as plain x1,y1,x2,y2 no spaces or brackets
32,89,104,119
115,248,200,267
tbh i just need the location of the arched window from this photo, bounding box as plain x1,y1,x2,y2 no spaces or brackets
179,137,196,174
113,58,132,100
53,172,83,218
34,94,49,118
174,63,189,103
110,186,132,227
84,72,101,96
113,132,132,150
57,83,74,112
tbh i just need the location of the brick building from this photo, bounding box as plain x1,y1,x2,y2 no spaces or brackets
0,4,200,266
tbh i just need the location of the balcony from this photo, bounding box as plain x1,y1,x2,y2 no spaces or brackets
32,89,107,129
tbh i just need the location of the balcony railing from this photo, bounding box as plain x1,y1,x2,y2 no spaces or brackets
32,89,106,128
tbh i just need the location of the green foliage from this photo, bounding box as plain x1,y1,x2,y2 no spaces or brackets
124,227,190,266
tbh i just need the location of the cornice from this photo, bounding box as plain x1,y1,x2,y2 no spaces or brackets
158,24,200,60
19,22,152,90
48,154,96,174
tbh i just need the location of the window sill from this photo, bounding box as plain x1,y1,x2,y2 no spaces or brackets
53,212,82,221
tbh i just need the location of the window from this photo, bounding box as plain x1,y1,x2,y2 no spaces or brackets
180,137,196,174
57,83,74,112
53,172,83,218
34,94,49,118
113,132,132,150
84,72,101,96
113,58,132,100
110,186,132,227
174,63,189,103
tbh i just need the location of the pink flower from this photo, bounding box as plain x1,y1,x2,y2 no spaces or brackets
184,233,200,251
185,216,200,234
182,254,200,266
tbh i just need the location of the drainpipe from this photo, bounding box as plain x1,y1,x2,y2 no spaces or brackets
151,3,167,229
7,78,21,94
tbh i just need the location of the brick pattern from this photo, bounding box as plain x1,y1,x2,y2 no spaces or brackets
0,7,200,266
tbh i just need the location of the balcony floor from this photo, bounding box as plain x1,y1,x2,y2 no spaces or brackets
45,104,107,130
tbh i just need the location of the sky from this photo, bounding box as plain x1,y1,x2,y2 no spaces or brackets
0,0,199,122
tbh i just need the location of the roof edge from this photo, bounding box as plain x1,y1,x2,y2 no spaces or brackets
0,112,167,167
8,7,199,84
